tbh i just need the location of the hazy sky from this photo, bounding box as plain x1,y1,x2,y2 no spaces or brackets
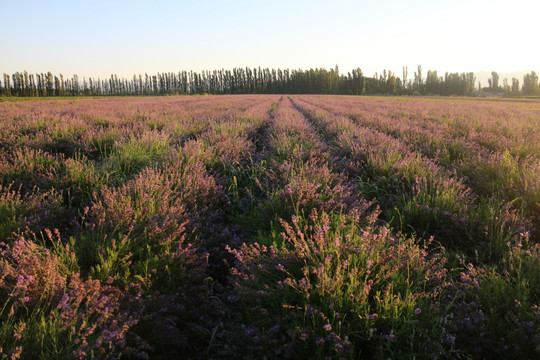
1,0,538,79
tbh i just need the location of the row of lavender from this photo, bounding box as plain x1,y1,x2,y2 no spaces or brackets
0,95,538,359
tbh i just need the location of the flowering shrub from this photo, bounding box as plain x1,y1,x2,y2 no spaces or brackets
226,209,450,358
0,184,71,241
0,235,146,359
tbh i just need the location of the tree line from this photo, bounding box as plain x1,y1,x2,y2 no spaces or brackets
1,66,539,97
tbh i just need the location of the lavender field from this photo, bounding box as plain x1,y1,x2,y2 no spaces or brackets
0,95,539,359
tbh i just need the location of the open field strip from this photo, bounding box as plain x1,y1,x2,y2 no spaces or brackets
0,95,538,359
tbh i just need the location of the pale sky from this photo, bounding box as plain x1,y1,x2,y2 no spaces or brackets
1,0,538,79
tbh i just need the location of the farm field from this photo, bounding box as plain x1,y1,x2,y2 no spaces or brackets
0,95,539,359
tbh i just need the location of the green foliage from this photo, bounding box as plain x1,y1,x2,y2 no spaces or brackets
105,131,171,180
88,129,119,159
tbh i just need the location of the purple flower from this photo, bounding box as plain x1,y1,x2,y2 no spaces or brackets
414,307,422,315
323,323,332,331
269,324,280,333
57,294,70,309
299,278,311,290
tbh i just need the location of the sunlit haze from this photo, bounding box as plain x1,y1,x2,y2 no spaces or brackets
1,0,539,78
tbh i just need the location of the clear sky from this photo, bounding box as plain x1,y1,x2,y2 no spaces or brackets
1,0,538,79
